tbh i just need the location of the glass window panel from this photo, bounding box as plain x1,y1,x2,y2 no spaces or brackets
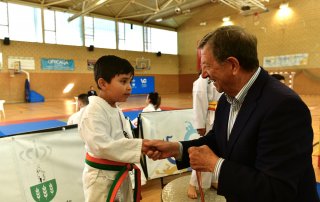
44,9,55,31
84,16,116,49
93,18,115,49
0,2,8,25
7,3,42,42
84,16,93,35
118,22,143,51
45,30,56,44
146,27,177,55
0,25,9,38
55,11,83,46
85,35,94,47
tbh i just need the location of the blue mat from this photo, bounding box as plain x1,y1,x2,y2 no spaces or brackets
0,120,67,137
123,110,142,121
0,110,139,137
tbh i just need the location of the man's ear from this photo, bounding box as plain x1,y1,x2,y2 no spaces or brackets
97,78,107,89
226,57,240,75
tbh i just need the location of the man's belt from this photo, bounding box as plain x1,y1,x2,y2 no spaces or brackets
85,153,141,202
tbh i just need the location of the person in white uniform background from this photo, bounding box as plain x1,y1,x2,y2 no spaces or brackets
131,92,161,127
78,55,148,202
67,93,89,125
142,92,161,112
188,70,222,199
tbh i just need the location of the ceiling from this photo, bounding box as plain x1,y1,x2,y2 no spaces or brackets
17,0,283,28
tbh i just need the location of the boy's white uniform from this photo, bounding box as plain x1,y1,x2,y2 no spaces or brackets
79,96,142,202
190,75,222,189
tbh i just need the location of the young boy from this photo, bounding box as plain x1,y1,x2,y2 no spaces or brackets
78,55,144,202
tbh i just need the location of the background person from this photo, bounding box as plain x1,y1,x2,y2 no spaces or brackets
142,92,161,112
67,93,89,125
143,26,319,202
87,85,97,96
131,92,161,127
188,71,222,199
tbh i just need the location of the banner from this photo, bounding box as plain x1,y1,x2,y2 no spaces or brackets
131,76,155,94
263,53,308,68
41,58,75,71
0,128,85,202
139,109,200,179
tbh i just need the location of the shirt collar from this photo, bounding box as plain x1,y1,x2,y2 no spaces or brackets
226,67,261,105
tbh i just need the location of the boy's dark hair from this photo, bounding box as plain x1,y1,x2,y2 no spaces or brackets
78,93,89,105
94,55,134,89
148,92,161,110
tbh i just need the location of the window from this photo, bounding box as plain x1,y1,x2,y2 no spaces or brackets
118,22,143,51
84,16,116,49
44,9,56,44
44,10,83,46
7,3,42,42
0,2,9,39
144,27,177,55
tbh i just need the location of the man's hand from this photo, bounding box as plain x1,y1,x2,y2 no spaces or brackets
142,139,180,160
188,145,218,172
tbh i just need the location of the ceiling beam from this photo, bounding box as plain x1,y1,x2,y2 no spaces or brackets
133,1,157,12
44,0,71,7
115,0,132,18
68,0,111,22
144,0,211,24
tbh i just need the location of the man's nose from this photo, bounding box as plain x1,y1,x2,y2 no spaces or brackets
201,70,208,79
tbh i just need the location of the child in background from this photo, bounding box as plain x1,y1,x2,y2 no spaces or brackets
131,92,161,127
142,92,161,112
67,93,89,125
79,55,146,202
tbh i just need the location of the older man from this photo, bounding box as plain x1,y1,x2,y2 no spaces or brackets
143,26,319,202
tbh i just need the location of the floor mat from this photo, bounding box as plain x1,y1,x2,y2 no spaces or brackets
0,120,67,137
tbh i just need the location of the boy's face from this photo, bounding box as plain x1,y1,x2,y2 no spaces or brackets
98,73,133,107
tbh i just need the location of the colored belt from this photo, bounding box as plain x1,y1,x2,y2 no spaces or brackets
85,153,141,202
208,101,217,111
196,171,205,202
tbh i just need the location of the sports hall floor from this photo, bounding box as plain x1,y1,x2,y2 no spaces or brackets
0,93,319,201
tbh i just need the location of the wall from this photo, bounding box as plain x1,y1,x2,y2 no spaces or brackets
177,0,320,94
0,41,179,103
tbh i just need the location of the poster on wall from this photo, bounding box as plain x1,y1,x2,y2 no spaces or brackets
41,58,75,71
8,56,35,70
87,59,96,70
131,76,155,94
263,53,308,68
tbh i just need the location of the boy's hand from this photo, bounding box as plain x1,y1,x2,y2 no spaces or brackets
142,139,180,160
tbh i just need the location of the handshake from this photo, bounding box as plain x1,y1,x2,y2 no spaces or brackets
141,139,218,172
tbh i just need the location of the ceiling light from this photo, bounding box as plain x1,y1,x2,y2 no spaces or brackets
277,2,292,19
155,18,163,22
222,16,233,26
279,2,289,10
63,83,74,94
200,21,207,26
222,17,230,22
